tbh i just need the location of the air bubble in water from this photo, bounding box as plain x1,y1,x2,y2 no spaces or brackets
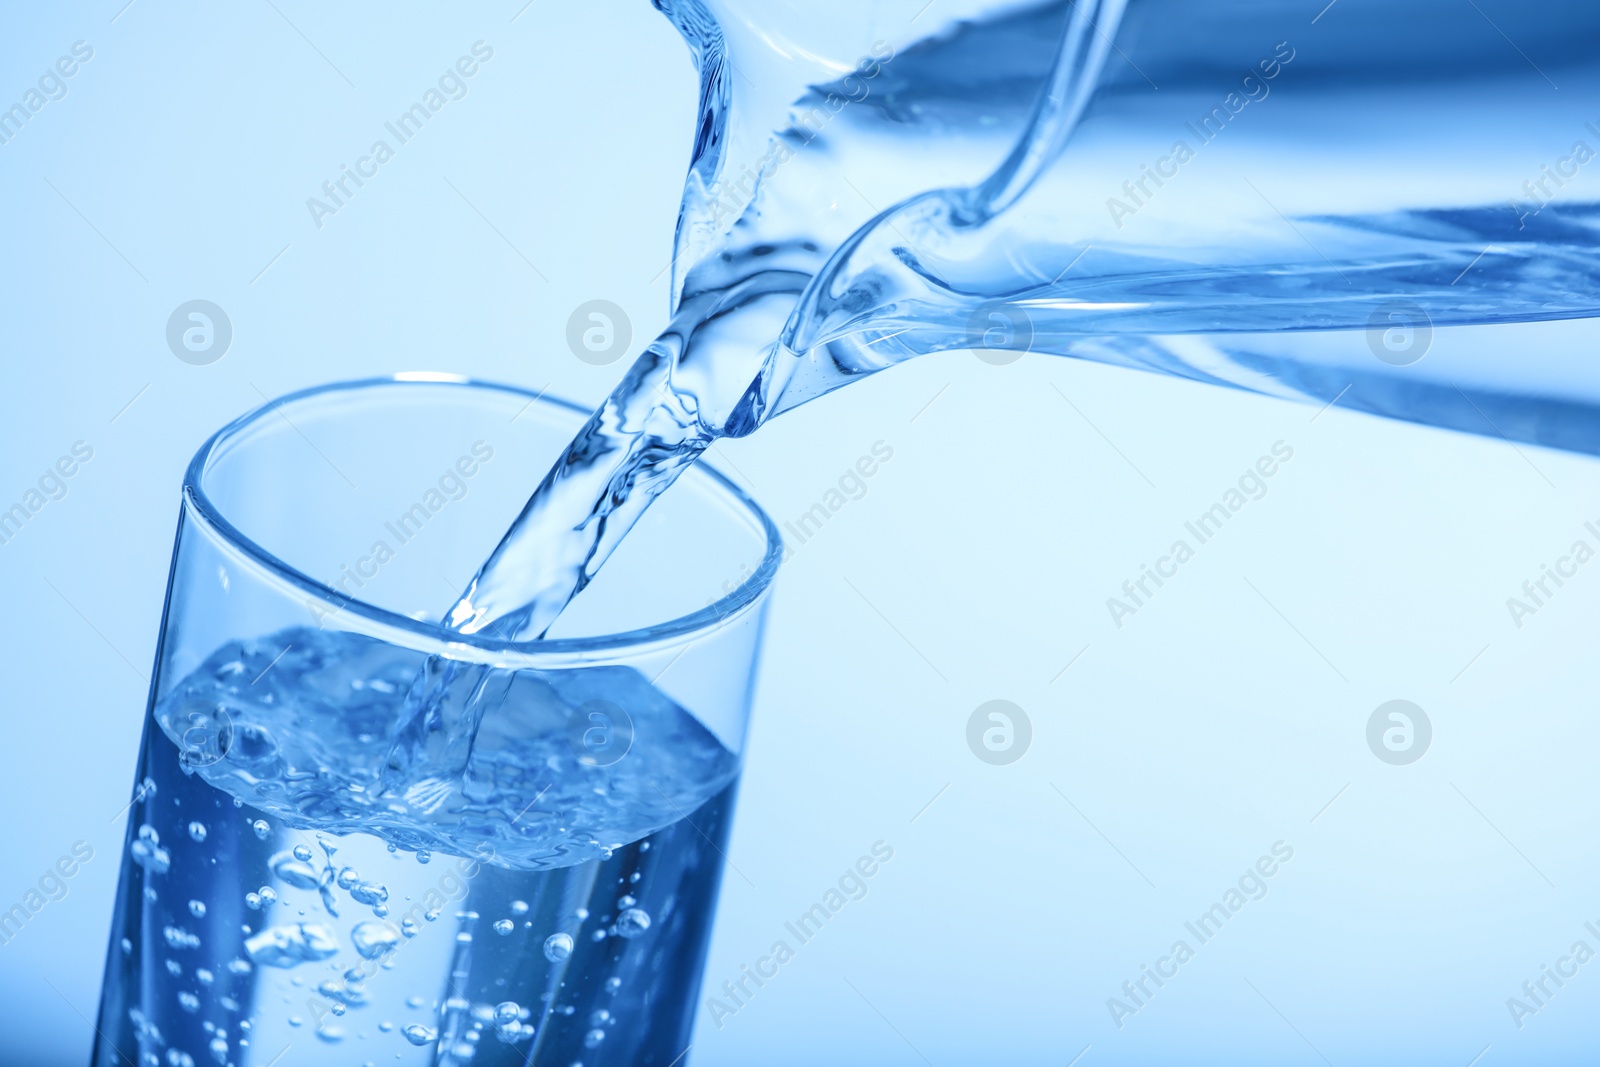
188,822,208,843
617,895,636,909
292,844,313,862
269,852,319,890
351,921,400,960
402,1024,437,1046
245,893,260,910
416,850,431,864
164,926,200,950
493,920,514,936
317,867,340,917
188,900,206,919
349,880,388,907
494,1001,520,1025
207,1037,227,1064
589,1009,610,1026
335,867,360,889
178,992,200,1013
251,820,270,840
406,995,426,1008
244,923,339,968
257,886,277,906
584,1028,605,1048
166,960,183,977
401,918,419,938
132,826,171,874
615,908,651,939
226,958,251,975
543,933,573,962
510,900,529,916
604,977,621,994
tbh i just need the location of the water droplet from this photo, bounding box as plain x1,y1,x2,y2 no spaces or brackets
510,900,529,916
543,933,574,962
244,923,339,968
584,1028,605,1049
615,908,651,939
269,852,320,890
402,1024,437,1047
493,920,514,936
188,822,208,843
251,820,270,840
188,900,207,919
351,921,401,960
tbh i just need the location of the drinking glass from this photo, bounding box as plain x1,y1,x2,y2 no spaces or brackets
92,376,779,1067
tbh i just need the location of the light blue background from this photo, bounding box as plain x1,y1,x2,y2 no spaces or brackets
4,3,1600,1065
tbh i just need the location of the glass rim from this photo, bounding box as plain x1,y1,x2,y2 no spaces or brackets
182,374,783,661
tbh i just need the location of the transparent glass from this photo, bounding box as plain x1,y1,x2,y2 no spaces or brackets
658,0,1600,446
91,377,780,1067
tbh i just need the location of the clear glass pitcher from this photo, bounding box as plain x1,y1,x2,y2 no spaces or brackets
653,0,1600,444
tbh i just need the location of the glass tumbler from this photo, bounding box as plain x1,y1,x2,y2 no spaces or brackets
92,376,779,1067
